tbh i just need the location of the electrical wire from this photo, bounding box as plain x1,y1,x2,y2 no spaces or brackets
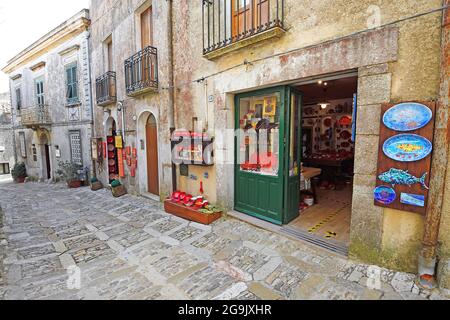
160,4,450,93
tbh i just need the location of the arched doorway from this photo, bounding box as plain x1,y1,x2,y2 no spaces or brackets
39,132,51,180
146,113,159,195
106,117,119,183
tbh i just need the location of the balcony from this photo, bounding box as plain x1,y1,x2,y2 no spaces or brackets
202,0,285,59
20,105,51,128
96,71,117,106
125,46,158,96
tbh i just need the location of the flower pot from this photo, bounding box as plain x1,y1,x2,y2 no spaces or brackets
68,180,82,188
90,181,103,191
15,177,26,184
111,185,127,197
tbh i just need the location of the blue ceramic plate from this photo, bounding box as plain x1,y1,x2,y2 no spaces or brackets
383,103,432,132
374,186,396,205
383,134,432,162
400,193,425,207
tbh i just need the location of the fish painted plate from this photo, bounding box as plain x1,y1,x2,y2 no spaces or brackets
374,186,397,205
383,134,432,162
383,103,432,132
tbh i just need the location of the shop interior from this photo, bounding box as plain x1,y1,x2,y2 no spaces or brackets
289,75,358,245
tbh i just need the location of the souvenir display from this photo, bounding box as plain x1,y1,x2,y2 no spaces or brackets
382,134,432,162
400,193,426,207
107,135,119,183
374,186,397,205
383,102,432,132
165,190,223,225
238,94,280,176
378,168,428,189
375,102,435,214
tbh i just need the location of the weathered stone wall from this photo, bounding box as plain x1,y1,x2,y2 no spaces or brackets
89,0,173,198
171,0,445,275
437,0,450,292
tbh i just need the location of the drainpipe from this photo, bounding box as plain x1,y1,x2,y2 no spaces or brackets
85,29,96,179
9,81,18,165
418,0,450,289
167,0,176,192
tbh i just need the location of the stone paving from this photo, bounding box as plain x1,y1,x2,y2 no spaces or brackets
0,180,448,300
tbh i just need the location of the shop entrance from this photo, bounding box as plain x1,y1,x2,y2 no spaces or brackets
234,74,357,249
287,76,358,246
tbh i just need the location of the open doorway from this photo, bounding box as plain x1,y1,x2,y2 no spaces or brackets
39,132,51,180
288,75,358,246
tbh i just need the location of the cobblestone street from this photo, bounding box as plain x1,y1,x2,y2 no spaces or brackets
0,181,447,300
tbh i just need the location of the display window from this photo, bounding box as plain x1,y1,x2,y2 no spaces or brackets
238,93,280,176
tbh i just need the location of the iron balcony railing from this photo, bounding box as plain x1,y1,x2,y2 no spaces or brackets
202,0,285,55
125,46,158,96
20,104,51,127
96,71,117,106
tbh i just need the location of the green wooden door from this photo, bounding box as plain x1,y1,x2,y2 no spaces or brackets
235,87,286,225
284,88,302,224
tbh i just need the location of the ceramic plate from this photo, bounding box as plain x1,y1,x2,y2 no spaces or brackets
374,186,396,205
383,134,432,162
383,103,432,132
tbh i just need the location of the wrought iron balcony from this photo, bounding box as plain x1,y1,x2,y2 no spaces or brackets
20,104,51,127
202,0,285,58
96,71,117,106
125,46,158,96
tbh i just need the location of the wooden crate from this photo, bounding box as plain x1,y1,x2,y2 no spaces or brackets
164,200,222,225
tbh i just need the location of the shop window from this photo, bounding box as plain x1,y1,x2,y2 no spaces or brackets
238,93,280,176
69,130,82,165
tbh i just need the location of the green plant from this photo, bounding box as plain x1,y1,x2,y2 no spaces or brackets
11,162,27,181
56,161,83,183
91,177,99,184
111,179,122,188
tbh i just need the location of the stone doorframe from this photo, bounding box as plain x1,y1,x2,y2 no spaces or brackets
37,129,52,181
136,110,161,197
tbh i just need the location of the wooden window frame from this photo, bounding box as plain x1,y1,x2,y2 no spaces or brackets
35,78,45,106
65,62,79,105
15,87,22,110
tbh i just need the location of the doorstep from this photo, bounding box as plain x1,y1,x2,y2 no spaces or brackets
228,210,349,258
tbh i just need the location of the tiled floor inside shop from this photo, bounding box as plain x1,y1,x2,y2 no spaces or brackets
290,185,353,244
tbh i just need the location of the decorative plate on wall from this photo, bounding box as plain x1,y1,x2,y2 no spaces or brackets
383,103,432,132
374,186,397,205
383,134,432,162
340,130,351,140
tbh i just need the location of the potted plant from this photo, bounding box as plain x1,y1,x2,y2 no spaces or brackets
90,177,103,191
56,161,83,188
111,179,126,197
11,162,27,183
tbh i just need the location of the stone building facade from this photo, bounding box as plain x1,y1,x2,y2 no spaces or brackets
0,92,13,175
167,0,450,290
1,10,94,181
89,0,173,198
88,0,450,290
